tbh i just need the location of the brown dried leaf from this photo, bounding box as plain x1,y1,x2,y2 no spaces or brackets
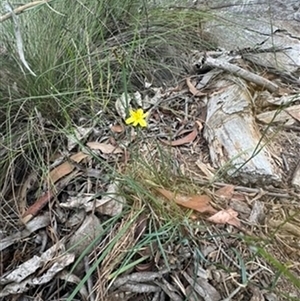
186,77,206,96
207,208,241,227
215,185,234,199
87,142,123,154
156,188,216,214
49,152,88,184
160,127,198,146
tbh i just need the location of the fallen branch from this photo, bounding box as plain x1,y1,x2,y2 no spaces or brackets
204,55,279,93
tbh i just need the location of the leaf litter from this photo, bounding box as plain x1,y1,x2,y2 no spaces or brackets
2,77,300,301
2,76,300,301
159,125,199,146
156,187,242,227
155,187,216,214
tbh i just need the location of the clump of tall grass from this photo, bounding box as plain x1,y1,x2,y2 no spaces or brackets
0,0,213,224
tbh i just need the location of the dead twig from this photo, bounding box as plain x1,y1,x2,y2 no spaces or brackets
192,177,293,199
236,46,292,55
182,270,214,301
154,279,183,301
0,1,50,23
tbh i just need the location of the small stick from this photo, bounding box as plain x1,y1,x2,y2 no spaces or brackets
221,268,264,301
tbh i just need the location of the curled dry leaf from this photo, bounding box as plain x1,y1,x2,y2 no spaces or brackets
207,208,241,227
58,272,89,300
160,126,198,146
0,241,65,285
156,188,216,214
87,141,123,154
249,201,265,225
0,214,50,251
133,91,143,107
67,214,103,258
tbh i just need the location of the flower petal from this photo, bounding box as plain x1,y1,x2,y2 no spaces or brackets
125,116,135,125
139,119,147,127
136,108,144,115
125,108,149,127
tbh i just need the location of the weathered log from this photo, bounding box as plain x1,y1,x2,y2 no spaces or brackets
203,75,281,184
192,0,300,185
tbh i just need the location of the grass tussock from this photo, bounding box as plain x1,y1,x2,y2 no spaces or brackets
0,0,212,124
0,0,213,204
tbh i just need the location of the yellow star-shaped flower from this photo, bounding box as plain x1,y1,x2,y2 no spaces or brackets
125,108,149,127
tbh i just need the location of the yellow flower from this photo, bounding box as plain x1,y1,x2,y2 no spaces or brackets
125,108,149,127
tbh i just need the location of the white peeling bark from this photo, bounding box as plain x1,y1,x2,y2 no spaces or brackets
292,162,300,190
203,75,281,183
